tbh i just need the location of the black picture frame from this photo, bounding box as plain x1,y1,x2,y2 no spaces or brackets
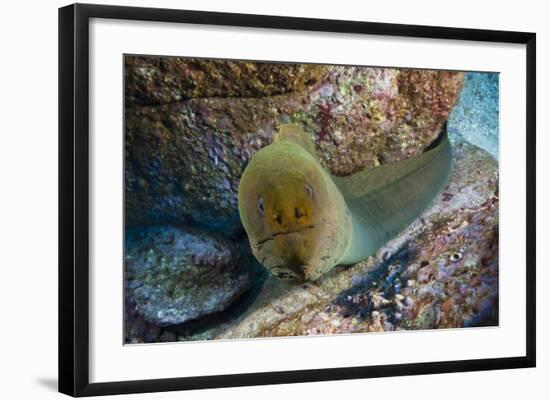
58,3,536,397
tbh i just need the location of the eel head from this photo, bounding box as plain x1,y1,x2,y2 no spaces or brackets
238,139,348,283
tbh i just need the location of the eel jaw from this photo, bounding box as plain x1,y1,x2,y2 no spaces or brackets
269,265,306,282
255,224,315,248
254,226,318,283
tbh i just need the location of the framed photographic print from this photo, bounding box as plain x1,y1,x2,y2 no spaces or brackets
58,3,536,397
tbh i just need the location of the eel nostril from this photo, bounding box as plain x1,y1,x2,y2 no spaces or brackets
295,207,305,219
274,213,283,225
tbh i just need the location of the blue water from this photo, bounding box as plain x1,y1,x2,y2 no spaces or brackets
448,72,499,160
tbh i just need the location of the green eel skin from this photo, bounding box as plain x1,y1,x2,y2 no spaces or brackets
238,124,452,283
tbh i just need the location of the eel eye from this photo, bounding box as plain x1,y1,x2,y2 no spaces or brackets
257,196,265,215
305,184,313,199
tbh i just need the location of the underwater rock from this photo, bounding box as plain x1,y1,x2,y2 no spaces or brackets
125,63,463,232
307,67,464,175
448,72,499,159
125,96,290,232
175,139,498,340
124,226,256,326
125,57,327,106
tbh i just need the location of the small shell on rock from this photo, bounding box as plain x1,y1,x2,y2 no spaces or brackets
450,252,463,262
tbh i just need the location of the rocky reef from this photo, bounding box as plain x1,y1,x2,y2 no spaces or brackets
124,56,498,344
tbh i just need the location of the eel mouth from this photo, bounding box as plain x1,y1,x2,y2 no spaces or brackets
270,264,308,282
256,224,315,247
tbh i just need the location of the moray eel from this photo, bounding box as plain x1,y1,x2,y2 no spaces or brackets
238,124,452,283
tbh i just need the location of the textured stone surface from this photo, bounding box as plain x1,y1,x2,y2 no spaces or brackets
306,67,464,175
125,57,328,106
124,226,258,326
173,139,498,340
125,59,464,232
124,96,289,232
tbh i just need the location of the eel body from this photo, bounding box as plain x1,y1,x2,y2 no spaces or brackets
238,124,452,282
